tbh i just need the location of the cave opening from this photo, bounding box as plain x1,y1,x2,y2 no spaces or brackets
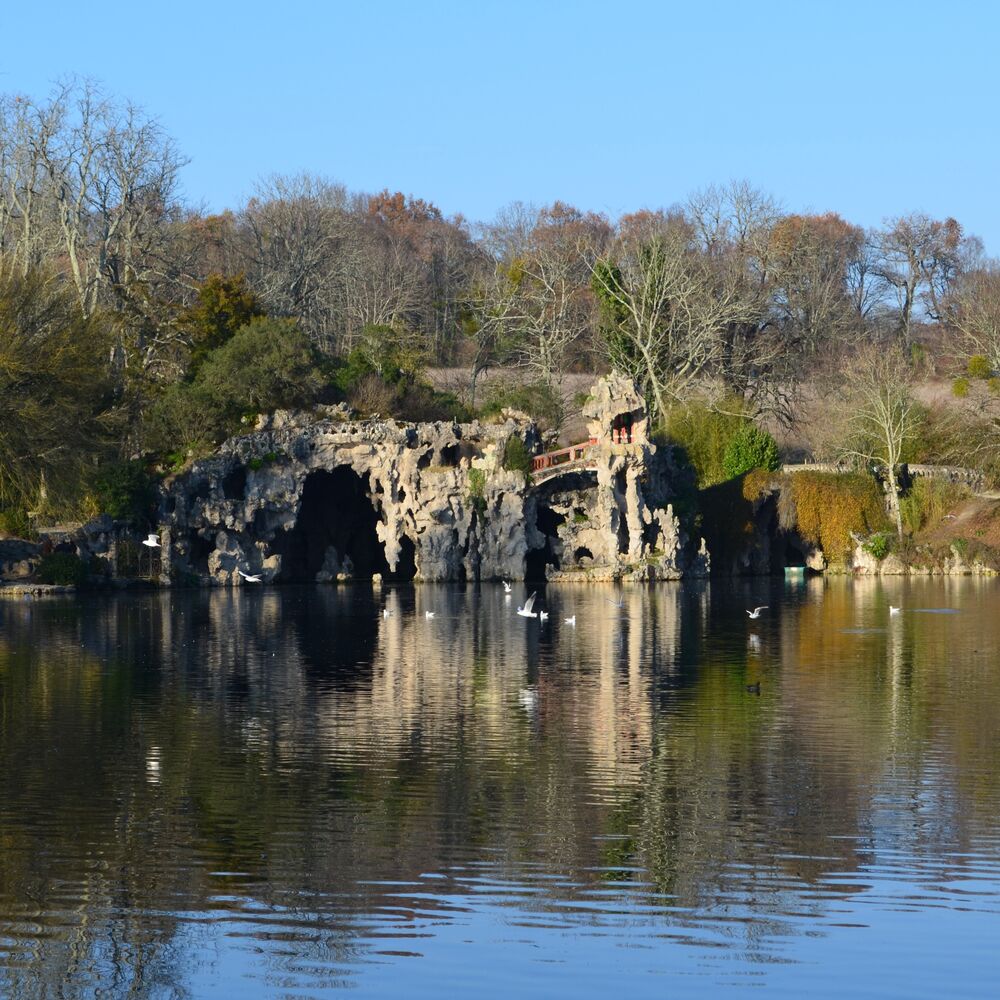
782,538,807,570
615,471,630,555
189,532,215,576
526,503,566,581
222,465,247,501
392,534,418,582
574,546,594,565
275,467,390,582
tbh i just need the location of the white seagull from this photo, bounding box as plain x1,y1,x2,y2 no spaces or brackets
502,580,512,594
142,533,160,548
565,615,576,626
237,569,262,583
889,605,901,615
382,608,393,618
425,611,436,619
539,610,549,622
606,595,624,610
517,592,538,618
746,606,768,619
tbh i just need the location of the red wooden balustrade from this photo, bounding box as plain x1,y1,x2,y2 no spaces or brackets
531,438,599,472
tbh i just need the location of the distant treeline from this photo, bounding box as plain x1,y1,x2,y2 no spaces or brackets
2,79,999,529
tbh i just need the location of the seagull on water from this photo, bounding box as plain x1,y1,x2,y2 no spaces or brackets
425,611,436,619
382,608,393,618
503,580,512,594
565,615,576,626
142,533,160,548
889,605,901,615
517,592,539,618
606,595,624,610
237,569,262,583
746,606,768,619
539,610,549,622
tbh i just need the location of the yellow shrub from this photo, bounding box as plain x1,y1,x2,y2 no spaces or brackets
789,472,889,563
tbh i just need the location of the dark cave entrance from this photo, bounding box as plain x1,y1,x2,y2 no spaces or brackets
394,534,418,582
276,467,391,582
526,503,565,582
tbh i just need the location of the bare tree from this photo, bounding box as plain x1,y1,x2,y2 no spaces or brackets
874,214,967,346
943,263,1000,372
837,343,919,537
590,213,748,422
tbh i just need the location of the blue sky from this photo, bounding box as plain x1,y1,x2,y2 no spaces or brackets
3,1,997,249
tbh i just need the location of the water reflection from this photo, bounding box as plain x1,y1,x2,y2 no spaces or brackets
0,578,999,997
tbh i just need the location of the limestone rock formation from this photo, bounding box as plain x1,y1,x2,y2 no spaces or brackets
160,377,705,586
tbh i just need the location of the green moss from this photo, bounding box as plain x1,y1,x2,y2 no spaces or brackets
952,377,970,398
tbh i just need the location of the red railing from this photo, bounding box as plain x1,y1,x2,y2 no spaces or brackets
531,438,599,473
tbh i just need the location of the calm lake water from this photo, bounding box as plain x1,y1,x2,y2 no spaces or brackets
1,577,999,999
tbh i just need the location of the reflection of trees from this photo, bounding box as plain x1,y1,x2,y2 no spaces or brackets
1,577,999,992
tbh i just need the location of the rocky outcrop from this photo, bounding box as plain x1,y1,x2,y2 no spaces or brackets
160,377,705,586
530,374,706,582
0,538,41,579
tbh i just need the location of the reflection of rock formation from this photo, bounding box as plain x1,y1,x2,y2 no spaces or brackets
2,579,999,992
161,375,705,587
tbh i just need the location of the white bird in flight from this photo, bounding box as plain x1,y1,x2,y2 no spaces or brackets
539,610,549,622
142,534,160,548
565,615,576,626
746,606,768,619
425,611,436,619
517,592,538,618
606,595,624,610
382,608,393,618
237,569,262,583
503,580,512,593
889,605,901,615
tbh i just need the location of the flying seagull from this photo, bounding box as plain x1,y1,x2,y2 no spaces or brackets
746,606,768,619
142,534,160,548
503,580,512,593
539,610,549,622
382,608,393,618
565,615,576,626
237,569,262,583
425,611,436,619
517,592,538,618
606,595,624,609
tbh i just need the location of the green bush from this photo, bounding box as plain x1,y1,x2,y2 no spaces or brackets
467,468,487,517
863,532,892,560
144,317,325,455
952,377,970,398
0,505,32,539
93,460,158,526
501,435,533,478
900,477,969,534
479,381,564,432
968,354,992,379
664,401,747,488
37,551,88,586
988,377,1000,397
722,423,781,479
